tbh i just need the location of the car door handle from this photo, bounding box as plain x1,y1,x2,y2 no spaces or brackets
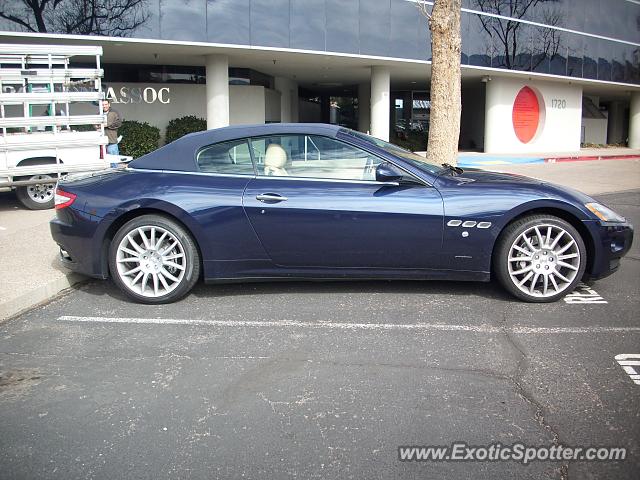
256,193,288,203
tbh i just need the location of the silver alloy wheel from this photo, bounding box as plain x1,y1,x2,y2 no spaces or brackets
507,223,581,298
115,225,187,298
26,175,55,204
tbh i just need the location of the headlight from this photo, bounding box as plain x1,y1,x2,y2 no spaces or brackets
585,202,626,223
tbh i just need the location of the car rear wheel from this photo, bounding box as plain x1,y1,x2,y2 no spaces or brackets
15,174,56,210
109,215,200,304
494,215,586,302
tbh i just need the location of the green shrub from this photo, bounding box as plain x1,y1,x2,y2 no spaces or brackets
119,120,160,158
165,115,206,144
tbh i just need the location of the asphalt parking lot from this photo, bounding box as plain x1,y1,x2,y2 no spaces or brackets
1,189,639,479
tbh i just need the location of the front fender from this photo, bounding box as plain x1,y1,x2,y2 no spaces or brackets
442,198,596,275
496,198,592,231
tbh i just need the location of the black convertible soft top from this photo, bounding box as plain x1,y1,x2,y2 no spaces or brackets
129,123,342,172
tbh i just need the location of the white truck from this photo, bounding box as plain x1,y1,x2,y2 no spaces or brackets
0,44,120,209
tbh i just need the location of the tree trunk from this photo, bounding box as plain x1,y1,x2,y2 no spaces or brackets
427,0,462,166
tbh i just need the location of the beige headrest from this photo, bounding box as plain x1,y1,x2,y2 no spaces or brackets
264,144,288,168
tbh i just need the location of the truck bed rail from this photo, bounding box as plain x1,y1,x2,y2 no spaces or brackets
0,45,103,56
0,91,103,104
0,68,103,83
0,114,105,128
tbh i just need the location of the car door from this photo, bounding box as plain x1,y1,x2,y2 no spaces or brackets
241,133,445,270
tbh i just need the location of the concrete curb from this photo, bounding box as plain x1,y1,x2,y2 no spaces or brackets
545,154,640,163
0,272,87,323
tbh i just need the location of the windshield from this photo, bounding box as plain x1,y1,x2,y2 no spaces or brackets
340,128,446,175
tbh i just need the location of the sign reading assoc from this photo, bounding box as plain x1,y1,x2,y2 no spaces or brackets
106,86,170,105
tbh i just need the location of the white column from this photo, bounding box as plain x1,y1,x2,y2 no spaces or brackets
484,79,499,153
205,54,229,129
358,82,371,133
630,92,640,149
370,66,390,141
275,77,298,123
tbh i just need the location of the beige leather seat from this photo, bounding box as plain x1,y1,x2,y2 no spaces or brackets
263,144,289,176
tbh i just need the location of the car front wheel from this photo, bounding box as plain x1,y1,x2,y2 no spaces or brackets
494,215,587,302
109,215,200,304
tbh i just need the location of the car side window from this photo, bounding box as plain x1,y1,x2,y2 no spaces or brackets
250,134,383,181
196,139,254,175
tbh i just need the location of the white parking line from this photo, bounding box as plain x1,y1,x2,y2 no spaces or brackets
615,354,640,385
57,316,640,334
563,283,607,304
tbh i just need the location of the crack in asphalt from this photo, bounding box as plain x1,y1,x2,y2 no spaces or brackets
497,310,569,480
302,358,512,381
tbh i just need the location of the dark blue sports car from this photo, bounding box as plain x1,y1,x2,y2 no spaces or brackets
50,123,633,304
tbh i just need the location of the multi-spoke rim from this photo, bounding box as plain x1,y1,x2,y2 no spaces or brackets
27,175,55,204
507,223,581,298
115,226,187,298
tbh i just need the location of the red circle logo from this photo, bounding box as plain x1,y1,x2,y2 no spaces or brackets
512,87,540,144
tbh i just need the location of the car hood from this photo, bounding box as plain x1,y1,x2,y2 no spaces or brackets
445,168,544,185
433,167,600,214
439,169,594,200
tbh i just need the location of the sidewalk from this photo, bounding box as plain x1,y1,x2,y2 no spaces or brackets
488,159,640,195
0,192,85,321
0,158,638,322
457,147,640,167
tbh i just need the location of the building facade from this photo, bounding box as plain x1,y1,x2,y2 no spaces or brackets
1,0,639,153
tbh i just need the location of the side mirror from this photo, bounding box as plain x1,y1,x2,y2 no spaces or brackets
375,162,404,183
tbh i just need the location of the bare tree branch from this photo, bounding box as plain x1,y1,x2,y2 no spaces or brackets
0,11,37,32
1,0,149,36
415,0,432,20
472,0,562,71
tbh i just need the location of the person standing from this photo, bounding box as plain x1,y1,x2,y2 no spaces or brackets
102,100,122,155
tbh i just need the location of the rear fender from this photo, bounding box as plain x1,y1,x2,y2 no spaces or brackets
91,199,208,278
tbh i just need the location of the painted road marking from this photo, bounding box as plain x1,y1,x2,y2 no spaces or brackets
57,316,640,334
563,283,607,304
615,354,640,385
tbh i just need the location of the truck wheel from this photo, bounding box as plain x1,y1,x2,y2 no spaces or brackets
15,174,56,210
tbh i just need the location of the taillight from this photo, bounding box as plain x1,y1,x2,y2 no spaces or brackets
100,144,104,159
55,188,77,209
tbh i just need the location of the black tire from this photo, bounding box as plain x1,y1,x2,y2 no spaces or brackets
108,214,200,304
15,175,56,210
493,214,587,303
